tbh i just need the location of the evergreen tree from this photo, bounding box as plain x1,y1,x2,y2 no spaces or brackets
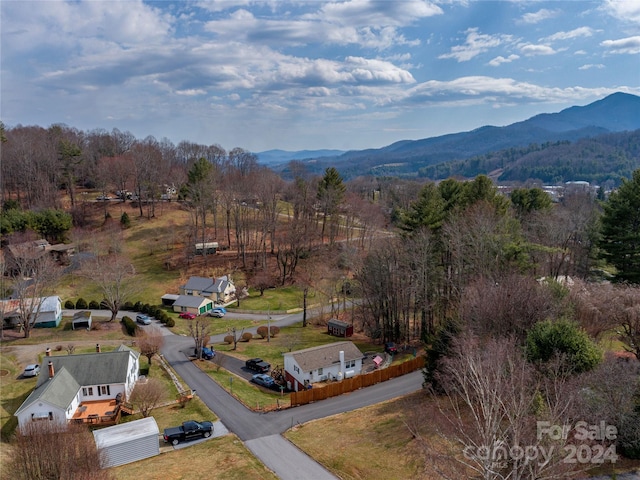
599,169,640,284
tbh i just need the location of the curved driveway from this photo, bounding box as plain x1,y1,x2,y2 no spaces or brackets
159,311,424,480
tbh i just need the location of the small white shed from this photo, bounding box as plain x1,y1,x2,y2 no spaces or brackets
93,417,160,468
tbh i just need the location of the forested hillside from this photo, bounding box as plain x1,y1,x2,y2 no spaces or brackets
419,129,640,186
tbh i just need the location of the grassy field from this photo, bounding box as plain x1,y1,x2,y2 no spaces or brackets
113,434,278,480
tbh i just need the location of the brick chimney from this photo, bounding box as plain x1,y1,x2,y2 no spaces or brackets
96,343,101,353
48,361,54,379
45,347,51,357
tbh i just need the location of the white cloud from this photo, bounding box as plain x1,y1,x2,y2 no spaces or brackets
519,43,556,56
176,89,207,96
439,28,513,62
543,27,595,42
488,54,519,67
601,35,640,54
579,64,605,70
574,50,588,55
520,9,559,25
314,0,443,28
602,0,640,25
404,76,636,104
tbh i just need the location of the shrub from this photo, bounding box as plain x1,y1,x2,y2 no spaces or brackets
120,212,131,229
241,332,253,342
123,301,134,311
165,318,175,328
224,335,234,344
121,316,138,336
88,300,101,310
55,345,63,352
99,300,109,310
75,298,88,310
525,319,602,374
269,326,280,337
64,300,75,309
257,326,268,339
133,301,143,312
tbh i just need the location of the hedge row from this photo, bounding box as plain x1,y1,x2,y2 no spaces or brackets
65,299,174,328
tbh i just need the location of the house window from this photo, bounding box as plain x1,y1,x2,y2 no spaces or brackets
294,365,300,374
346,360,355,368
82,387,93,396
317,368,323,375
100,385,110,396
181,307,187,312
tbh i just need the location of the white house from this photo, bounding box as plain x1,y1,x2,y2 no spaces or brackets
179,275,236,304
283,341,365,392
0,295,62,328
14,345,140,428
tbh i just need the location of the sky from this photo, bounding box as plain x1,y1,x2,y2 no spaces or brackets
1,1,639,153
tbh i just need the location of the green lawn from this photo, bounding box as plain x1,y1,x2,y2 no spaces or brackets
232,286,318,312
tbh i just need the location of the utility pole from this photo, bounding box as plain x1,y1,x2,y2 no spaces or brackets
267,309,271,343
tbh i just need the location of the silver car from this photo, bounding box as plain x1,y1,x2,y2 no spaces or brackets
23,364,41,377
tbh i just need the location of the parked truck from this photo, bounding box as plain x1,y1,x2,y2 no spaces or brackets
163,420,213,445
245,357,271,373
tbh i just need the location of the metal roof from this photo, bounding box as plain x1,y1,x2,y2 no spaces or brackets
173,295,213,308
93,417,159,448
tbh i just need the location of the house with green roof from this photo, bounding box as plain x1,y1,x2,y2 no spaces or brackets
14,345,140,428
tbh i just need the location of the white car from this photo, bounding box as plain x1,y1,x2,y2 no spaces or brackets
23,364,41,377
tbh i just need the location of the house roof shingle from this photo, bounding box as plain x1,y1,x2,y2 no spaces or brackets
15,367,80,415
182,276,214,292
285,341,364,372
173,295,212,308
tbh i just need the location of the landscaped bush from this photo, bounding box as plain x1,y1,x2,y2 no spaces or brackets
257,326,268,339
75,298,88,309
123,301,134,311
269,326,280,337
121,316,138,336
141,303,152,315
165,318,175,328
241,332,253,342
64,300,75,309
133,301,143,312
224,335,234,344
88,300,101,310
99,300,109,310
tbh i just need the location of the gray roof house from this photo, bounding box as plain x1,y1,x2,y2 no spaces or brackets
179,275,236,304
15,345,140,428
172,295,214,315
93,417,160,468
283,341,365,392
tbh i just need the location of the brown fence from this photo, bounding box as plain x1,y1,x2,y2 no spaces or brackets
290,356,424,406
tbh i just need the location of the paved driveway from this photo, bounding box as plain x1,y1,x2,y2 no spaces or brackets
161,311,424,479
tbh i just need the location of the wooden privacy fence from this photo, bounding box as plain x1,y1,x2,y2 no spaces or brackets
290,355,424,406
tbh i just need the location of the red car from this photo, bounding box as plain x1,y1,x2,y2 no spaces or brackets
179,312,196,319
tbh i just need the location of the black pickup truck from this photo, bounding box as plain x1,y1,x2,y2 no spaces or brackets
245,357,271,373
163,420,213,445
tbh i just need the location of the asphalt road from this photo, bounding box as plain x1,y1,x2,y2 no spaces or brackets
159,311,424,479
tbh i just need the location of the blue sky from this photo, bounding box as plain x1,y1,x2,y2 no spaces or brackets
1,0,639,152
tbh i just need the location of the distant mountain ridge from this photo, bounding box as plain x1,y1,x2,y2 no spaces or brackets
263,92,640,181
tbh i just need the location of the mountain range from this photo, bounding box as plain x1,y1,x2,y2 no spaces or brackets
257,92,640,183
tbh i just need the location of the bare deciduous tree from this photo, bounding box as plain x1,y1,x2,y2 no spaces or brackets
10,250,63,338
137,329,164,365
129,378,167,418
189,318,210,358
10,421,112,480
80,254,137,322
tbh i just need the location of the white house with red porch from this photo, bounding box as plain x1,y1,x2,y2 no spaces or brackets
283,341,364,392
14,344,139,428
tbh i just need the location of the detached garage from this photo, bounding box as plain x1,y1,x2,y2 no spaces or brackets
93,417,160,468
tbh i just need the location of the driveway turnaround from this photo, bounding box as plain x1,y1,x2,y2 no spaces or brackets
160,311,424,479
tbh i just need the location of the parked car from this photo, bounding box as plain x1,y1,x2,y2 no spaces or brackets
179,312,196,319
208,308,225,318
23,364,40,378
163,420,213,445
194,346,215,360
251,373,276,389
245,358,271,373
384,342,398,355
136,314,151,325
96,195,112,201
